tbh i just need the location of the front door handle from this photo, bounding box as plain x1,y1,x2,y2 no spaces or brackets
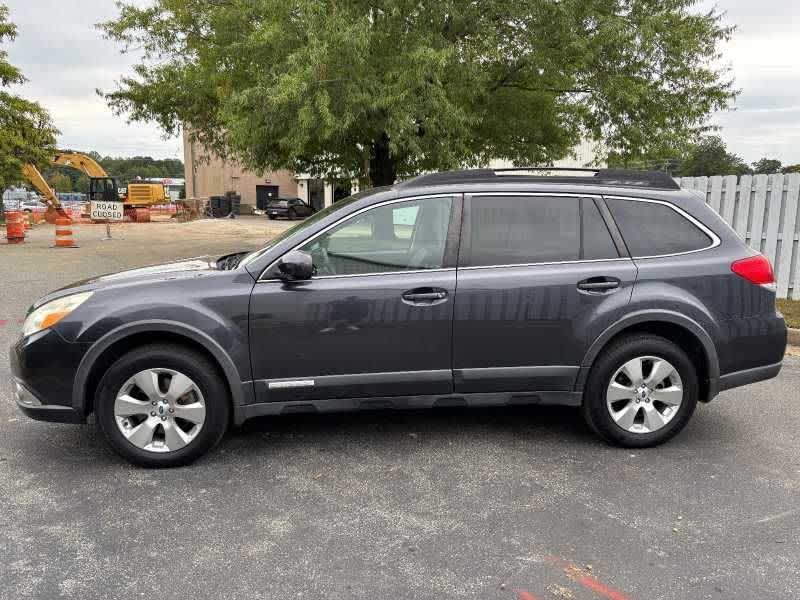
402,288,448,304
577,277,621,293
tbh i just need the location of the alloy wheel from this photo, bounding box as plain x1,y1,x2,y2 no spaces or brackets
113,368,206,453
605,355,683,434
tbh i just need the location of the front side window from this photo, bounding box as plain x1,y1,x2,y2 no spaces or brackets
606,198,712,257
299,196,453,276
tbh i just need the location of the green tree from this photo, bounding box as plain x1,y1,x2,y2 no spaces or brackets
0,4,58,195
782,164,800,174
100,0,735,187
679,136,751,177
752,158,782,174
47,171,72,192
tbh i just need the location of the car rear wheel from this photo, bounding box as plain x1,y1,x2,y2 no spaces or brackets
95,344,229,467
582,335,698,447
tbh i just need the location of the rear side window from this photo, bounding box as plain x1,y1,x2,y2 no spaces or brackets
582,198,619,260
464,195,579,266
606,198,712,257
462,195,619,267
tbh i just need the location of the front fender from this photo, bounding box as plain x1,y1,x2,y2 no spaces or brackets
72,320,251,418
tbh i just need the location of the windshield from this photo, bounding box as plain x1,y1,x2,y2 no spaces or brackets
238,190,380,269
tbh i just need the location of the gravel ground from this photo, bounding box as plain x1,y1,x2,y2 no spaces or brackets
1,217,799,600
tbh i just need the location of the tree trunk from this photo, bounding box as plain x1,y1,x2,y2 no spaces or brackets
368,132,397,187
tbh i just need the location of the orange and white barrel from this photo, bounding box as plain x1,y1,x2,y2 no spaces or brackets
54,217,77,248
5,211,25,244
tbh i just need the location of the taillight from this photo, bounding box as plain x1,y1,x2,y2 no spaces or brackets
731,254,775,286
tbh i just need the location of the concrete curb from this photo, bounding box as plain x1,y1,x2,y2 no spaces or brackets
788,328,800,347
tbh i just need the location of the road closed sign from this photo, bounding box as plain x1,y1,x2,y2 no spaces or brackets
90,201,124,221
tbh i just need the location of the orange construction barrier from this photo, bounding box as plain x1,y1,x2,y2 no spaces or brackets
5,211,25,244
54,217,78,248
23,212,31,230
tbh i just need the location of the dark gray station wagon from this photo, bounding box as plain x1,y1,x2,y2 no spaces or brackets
11,168,787,466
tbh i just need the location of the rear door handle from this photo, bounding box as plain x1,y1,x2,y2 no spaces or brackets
402,288,448,304
577,277,621,293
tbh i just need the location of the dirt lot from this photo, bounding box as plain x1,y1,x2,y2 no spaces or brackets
1,216,799,600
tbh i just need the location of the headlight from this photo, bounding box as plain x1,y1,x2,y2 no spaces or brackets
22,291,93,337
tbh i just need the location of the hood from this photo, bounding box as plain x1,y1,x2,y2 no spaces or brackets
32,254,244,309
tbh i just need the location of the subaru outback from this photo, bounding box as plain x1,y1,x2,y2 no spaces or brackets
10,168,787,467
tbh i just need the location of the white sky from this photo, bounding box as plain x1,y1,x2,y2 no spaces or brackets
4,0,800,164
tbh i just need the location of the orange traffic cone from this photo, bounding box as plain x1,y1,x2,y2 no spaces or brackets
53,217,78,248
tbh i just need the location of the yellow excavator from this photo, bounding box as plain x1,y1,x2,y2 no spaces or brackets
23,151,168,222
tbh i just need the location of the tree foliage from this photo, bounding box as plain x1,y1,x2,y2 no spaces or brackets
751,158,781,175
679,135,750,176
101,0,735,186
0,4,58,196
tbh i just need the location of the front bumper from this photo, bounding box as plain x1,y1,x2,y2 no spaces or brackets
9,328,89,424
11,378,84,423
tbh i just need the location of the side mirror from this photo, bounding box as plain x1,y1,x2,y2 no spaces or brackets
277,250,313,281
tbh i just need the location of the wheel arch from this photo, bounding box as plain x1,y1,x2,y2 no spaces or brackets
74,321,249,419
576,311,720,402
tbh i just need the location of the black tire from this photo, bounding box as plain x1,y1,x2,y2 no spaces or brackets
95,344,230,467
267,215,277,220
287,208,297,220
582,335,698,447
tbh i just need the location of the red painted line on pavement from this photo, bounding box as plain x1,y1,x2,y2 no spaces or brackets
516,591,540,600
0,319,7,326
564,565,631,600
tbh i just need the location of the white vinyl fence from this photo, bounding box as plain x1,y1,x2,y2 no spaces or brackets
675,173,800,299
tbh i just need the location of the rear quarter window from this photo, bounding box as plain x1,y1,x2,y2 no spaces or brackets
606,198,713,257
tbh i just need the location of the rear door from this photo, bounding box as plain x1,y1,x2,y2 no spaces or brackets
453,193,637,394
249,194,461,402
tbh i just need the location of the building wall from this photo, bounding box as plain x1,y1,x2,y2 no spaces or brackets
183,131,298,207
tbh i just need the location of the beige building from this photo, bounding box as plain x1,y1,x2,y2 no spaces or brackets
183,130,601,212
183,131,359,212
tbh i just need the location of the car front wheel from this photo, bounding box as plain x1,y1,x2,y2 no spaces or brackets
582,334,698,447
95,344,229,467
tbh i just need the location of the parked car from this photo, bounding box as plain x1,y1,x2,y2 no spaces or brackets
266,197,315,220
11,168,787,467
3,188,44,212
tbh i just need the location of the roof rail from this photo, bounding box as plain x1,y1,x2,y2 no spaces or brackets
397,167,680,190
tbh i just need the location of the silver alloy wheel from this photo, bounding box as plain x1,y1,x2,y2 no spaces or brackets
606,355,683,434
113,368,206,453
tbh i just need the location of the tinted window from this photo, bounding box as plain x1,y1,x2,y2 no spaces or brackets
464,196,580,266
606,199,712,257
299,196,453,276
582,198,619,260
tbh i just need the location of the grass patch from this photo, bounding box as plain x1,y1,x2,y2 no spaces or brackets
777,299,800,329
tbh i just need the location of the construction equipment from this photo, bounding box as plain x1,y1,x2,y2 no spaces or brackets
22,151,169,222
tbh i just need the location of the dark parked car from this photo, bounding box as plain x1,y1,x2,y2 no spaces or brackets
266,197,314,220
10,168,786,466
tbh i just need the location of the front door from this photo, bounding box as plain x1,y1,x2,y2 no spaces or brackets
453,193,637,393
249,195,459,403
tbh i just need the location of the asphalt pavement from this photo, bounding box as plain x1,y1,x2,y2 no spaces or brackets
1,219,799,599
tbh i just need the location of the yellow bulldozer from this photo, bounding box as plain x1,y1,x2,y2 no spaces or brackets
23,151,169,223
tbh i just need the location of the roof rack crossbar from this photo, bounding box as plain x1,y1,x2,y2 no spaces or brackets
493,167,600,173
396,167,680,190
